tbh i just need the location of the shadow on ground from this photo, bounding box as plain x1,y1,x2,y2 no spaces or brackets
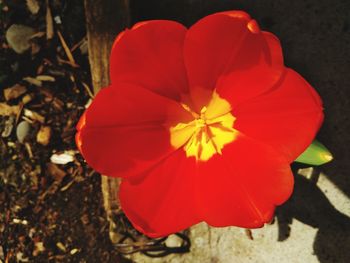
277,169,350,263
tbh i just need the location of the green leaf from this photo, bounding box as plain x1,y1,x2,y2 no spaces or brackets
294,140,333,166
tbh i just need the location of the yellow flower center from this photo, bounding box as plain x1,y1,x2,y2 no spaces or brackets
170,91,238,161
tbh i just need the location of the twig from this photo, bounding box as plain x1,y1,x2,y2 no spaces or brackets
82,82,95,98
57,30,77,67
45,0,54,39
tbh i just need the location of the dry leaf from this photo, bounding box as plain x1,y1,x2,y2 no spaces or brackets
36,126,51,146
23,76,42,87
2,116,15,138
3,84,27,100
0,103,20,116
24,109,45,123
26,0,40,15
36,75,55,82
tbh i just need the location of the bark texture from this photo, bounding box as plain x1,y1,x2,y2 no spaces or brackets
85,0,130,92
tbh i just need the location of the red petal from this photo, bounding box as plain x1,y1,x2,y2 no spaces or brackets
216,30,284,108
110,20,188,101
184,11,284,109
77,85,192,178
233,69,324,163
184,11,249,90
83,85,192,127
195,134,293,228
119,150,199,237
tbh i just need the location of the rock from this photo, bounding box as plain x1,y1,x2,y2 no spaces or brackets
50,151,75,164
16,121,31,143
165,234,183,248
5,24,36,54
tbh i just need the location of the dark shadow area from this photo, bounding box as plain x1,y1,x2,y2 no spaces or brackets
277,167,350,262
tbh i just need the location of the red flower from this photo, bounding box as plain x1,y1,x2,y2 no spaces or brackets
76,11,323,237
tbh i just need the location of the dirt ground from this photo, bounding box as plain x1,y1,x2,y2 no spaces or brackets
0,1,134,262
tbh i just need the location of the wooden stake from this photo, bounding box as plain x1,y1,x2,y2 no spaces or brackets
84,0,130,244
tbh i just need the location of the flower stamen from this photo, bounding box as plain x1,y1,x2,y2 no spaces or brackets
170,90,238,161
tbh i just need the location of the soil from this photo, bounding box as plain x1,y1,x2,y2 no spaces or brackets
0,1,132,262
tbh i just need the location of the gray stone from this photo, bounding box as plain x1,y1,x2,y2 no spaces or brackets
5,24,35,54
16,121,31,143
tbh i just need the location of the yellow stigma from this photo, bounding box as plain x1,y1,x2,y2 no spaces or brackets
170,90,238,161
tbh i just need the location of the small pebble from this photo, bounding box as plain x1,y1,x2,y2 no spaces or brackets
54,15,62,24
50,151,75,164
16,121,31,143
165,234,183,248
298,167,314,179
